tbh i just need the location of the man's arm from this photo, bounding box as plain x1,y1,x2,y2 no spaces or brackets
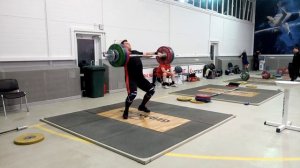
143,51,164,58
131,50,163,58
161,65,172,74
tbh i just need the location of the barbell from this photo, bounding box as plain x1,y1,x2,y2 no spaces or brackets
103,44,175,67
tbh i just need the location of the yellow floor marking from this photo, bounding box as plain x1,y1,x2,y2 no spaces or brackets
30,123,300,162
166,153,300,161
33,124,91,144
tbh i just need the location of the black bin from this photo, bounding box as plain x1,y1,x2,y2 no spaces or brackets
83,66,105,98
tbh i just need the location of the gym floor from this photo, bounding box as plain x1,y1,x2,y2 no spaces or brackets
1,73,300,168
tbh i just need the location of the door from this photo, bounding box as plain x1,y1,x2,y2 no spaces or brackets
77,34,101,69
76,34,101,94
210,43,218,65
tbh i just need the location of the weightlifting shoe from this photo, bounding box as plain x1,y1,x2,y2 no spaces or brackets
162,82,169,89
170,82,177,87
138,105,150,112
138,105,150,117
123,111,129,119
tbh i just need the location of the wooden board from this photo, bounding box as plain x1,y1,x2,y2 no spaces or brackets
98,108,190,132
199,87,258,98
198,88,228,94
225,90,258,97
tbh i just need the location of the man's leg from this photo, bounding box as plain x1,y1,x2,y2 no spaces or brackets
137,78,155,113
288,63,295,81
169,73,177,87
123,91,137,119
162,73,169,88
245,64,249,72
123,79,137,119
295,65,300,80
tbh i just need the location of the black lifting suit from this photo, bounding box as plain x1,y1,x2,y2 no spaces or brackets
123,50,155,119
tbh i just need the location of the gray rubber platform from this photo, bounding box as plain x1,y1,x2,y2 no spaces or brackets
171,84,282,105
41,99,234,164
225,77,288,86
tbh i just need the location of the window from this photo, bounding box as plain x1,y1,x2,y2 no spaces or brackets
223,0,228,15
236,0,240,19
218,0,222,13
248,1,252,21
241,0,244,19
228,0,232,16
173,0,252,22
194,0,200,7
187,0,194,5
213,0,218,12
207,0,213,10
201,0,207,9
244,0,249,20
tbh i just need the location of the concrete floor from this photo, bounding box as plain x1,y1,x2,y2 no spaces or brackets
1,74,300,168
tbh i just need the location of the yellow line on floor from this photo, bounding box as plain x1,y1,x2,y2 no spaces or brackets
30,124,300,162
166,153,300,161
33,124,91,144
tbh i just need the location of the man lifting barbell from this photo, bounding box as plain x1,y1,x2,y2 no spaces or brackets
121,40,164,119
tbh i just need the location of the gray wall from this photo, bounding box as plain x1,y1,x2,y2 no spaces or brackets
1,55,291,104
262,56,292,71
103,57,213,92
0,61,81,105
217,56,253,71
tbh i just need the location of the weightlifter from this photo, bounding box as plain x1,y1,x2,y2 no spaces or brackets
121,40,163,119
240,50,249,72
290,45,300,81
156,61,177,89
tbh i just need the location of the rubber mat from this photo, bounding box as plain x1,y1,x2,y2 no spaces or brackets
225,77,292,86
41,99,234,164
171,84,282,105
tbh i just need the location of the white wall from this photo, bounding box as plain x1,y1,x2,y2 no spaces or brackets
103,0,254,57
0,0,102,61
0,0,47,60
46,0,102,59
0,0,254,61
103,0,170,52
170,5,210,56
221,18,254,56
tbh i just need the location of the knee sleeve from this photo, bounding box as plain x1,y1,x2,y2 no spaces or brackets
126,91,137,103
146,87,155,97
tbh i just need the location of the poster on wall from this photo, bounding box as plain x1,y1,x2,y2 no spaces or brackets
143,65,190,83
188,65,204,77
143,68,154,83
254,0,300,54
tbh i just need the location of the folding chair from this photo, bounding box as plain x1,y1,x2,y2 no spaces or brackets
0,79,29,117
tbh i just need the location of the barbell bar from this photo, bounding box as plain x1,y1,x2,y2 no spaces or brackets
103,53,167,59
103,44,175,67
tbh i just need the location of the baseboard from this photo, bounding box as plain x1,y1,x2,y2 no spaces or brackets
0,95,81,110
108,88,126,93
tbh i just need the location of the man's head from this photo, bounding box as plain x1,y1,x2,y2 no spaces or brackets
121,39,131,51
293,45,299,54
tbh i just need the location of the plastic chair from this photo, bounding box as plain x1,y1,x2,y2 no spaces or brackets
0,79,29,117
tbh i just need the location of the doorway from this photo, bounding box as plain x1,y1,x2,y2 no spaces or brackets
76,34,102,95
76,34,101,68
210,42,219,65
